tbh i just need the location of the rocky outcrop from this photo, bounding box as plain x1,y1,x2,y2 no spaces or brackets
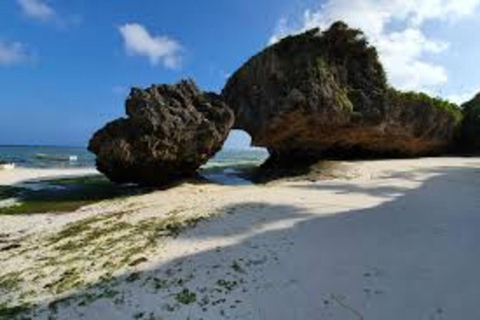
458,93,480,153
88,80,234,185
223,22,461,161
386,89,462,156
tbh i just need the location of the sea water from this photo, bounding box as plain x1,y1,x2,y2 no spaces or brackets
0,145,269,170
0,145,94,168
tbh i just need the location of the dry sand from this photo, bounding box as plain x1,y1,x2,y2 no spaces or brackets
1,157,480,319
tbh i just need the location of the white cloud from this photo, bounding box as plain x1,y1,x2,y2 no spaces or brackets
17,0,55,21
375,28,449,89
119,23,182,69
446,88,480,104
0,41,30,67
270,0,480,92
17,0,81,28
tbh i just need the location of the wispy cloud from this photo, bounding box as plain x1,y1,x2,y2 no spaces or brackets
119,23,183,69
270,0,480,92
0,41,31,67
17,0,82,28
447,88,480,104
17,0,55,21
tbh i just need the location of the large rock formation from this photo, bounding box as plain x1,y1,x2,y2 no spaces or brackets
458,93,480,154
89,80,234,185
223,22,461,161
387,89,462,156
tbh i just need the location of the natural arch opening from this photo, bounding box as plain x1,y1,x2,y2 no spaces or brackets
211,130,268,164
222,130,255,150
200,130,269,183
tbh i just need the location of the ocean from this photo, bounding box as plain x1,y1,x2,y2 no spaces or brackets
0,145,269,171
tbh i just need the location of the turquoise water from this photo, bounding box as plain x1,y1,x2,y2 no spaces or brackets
0,145,268,169
0,146,94,168
205,148,268,169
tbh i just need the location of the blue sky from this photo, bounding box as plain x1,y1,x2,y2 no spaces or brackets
1,0,480,147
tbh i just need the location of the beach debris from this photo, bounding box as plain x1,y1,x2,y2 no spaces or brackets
223,21,461,165
89,79,234,185
330,294,364,320
129,256,148,267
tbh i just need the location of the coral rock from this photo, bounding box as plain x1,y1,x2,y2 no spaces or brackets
89,79,234,185
223,22,461,161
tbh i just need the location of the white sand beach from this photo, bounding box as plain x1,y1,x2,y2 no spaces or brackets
0,167,98,186
1,157,480,319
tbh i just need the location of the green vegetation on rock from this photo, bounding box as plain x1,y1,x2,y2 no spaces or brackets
388,89,463,124
385,89,462,155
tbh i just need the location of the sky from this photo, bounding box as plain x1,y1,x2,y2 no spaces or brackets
0,0,479,147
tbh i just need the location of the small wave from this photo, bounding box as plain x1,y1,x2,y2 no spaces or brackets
34,153,79,162
0,198,20,209
0,162,15,170
201,160,260,169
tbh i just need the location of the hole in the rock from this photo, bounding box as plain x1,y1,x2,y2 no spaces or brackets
200,130,269,184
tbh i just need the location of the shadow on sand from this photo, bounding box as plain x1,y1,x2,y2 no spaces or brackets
3,164,480,319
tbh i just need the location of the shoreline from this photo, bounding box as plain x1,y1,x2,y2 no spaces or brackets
0,167,99,186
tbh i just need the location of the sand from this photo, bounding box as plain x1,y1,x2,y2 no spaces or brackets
1,157,480,319
0,167,98,186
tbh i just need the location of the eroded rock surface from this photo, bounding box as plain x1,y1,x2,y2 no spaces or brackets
458,92,480,153
223,22,461,161
89,80,234,185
